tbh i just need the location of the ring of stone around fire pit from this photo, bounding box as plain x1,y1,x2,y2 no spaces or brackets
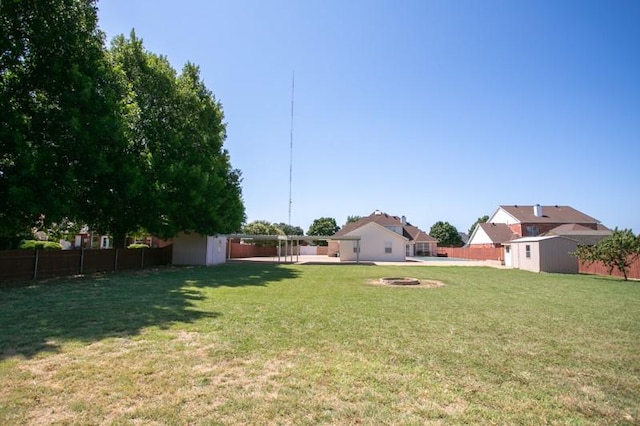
379,277,420,286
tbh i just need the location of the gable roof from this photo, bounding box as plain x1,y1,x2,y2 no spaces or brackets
334,211,434,243
498,205,600,224
344,220,408,241
477,222,519,244
403,225,437,243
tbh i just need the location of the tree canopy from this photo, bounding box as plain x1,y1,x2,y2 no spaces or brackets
345,215,362,226
307,217,339,246
574,228,640,280
275,223,304,236
429,221,464,247
0,1,245,248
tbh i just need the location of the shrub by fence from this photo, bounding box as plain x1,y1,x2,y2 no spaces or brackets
0,246,173,283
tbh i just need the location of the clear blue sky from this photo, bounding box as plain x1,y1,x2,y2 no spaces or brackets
97,0,640,234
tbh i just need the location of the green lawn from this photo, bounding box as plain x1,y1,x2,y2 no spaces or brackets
1,263,639,424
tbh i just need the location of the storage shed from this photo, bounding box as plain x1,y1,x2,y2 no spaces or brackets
172,232,227,266
504,235,578,273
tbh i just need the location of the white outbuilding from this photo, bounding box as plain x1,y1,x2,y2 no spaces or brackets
172,232,227,266
504,235,578,274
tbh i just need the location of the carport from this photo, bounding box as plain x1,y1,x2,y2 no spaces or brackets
226,234,362,264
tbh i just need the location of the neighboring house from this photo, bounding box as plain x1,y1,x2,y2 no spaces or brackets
504,236,578,274
172,232,227,266
330,211,437,262
467,204,604,247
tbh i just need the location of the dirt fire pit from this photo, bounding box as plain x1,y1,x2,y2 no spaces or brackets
368,278,445,288
379,277,421,286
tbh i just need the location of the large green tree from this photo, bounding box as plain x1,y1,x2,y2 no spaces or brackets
0,0,132,247
429,221,464,247
108,32,245,244
574,228,640,281
307,217,339,246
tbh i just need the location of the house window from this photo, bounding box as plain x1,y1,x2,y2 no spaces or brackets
384,241,392,254
353,245,359,253
101,236,110,249
505,245,510,253
525,245,531,258
526,226,539,236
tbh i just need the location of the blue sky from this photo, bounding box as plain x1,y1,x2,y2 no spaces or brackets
97,0,640,235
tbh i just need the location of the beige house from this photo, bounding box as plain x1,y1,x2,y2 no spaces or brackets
331,211,437,262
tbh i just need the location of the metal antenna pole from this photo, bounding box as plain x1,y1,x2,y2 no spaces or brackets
288,72,295,227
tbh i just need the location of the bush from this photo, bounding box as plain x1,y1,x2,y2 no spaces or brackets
20,240,63,250
127,243,149,249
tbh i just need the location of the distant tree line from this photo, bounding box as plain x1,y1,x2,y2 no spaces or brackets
0,1,245,248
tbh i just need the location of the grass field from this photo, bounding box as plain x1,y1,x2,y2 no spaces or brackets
1,263,639,424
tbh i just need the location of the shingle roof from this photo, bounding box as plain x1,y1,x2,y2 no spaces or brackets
334,211,434,242
403,225,437,243
500,205,599,224
478,223,519,244
545,224,613,245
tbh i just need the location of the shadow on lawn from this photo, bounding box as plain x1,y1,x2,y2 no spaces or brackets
0,263,298,359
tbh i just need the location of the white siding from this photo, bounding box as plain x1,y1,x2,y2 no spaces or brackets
490,208,519,225
468,226,494,245
206,236,227,265
341,222,406,262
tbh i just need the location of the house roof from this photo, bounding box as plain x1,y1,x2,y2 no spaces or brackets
334,211,434,243
499,205,600,224
545,224,613,245
403,225,437,243
477,222,519,244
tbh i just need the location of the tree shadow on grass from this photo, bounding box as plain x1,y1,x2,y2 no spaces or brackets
0,262,298,359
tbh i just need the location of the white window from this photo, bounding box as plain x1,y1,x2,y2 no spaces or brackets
525,245,531,258
526,226,539,236
101,236,110,249
384,241,392,254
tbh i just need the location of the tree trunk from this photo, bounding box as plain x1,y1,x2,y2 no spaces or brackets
113,233,127,249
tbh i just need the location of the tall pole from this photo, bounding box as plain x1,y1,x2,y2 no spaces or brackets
288,72,295,227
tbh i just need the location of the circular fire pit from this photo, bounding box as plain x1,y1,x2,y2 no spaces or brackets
379,277,420,286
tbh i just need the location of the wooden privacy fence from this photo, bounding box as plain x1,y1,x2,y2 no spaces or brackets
436,247,503,261
228,243,329,258
0,246,173,283
579,256,640,280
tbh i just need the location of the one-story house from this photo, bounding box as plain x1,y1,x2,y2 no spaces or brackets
172,232,227,266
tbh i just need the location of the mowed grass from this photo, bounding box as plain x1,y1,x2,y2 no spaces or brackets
1,263,639,425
